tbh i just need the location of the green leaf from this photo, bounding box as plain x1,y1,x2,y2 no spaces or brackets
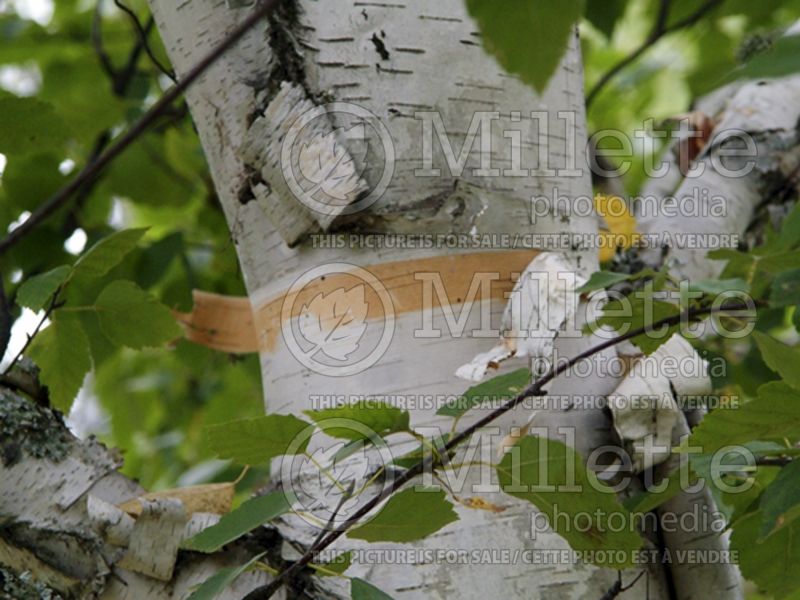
183,493,291,553
753,332,800,390
623,470,694,514
28,313,92,412
731,510,800,599
303,401,410,442
186,552,265,600
730,34,800,82
689,278,750,295
688,382,800,454
351,578,395,600
770,269,800,308
465,0,584,93
392,433,452,470
0,96,70,155
103,136,195,207
2,153,68,213
584,0,626,38
760,459,800,539
38,55,125,145
592,296,680,355
94,280,182,349
73,228,148,279
16,265,71,312
688,441,776,520
437,368,531,418
206,414,312,465
76,310,117,368
576,271,632,294
348,487,458,543
496,436,642,568
777,203,800,250
136,232,184,289
710,247,800,297
311,551,352,576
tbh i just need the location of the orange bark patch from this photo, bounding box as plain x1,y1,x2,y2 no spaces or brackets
177,250,540,354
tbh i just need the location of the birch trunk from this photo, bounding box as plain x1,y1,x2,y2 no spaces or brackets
9,1,793,599
146,1,670,598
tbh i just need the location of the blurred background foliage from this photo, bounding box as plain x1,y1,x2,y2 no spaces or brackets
0,0,798,496
0,0,264,492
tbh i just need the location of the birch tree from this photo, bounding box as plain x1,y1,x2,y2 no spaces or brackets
2,1,800,599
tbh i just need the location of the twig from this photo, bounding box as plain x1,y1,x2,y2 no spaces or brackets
76,5,168,222
2,287,64,377
755,456,793,467
0,0,283,257
585,0,725,109
113,0,177,82
0,279,12,361
243,301,753,599
92,0,117,81
599,571,646,599
310,480,356,550
0,370,48,406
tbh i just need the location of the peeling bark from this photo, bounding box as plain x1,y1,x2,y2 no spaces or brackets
0,391,279,599
7,1,794,598
142,1,673,598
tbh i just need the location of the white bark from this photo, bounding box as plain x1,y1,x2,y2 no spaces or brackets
143,1,674,598
635,71,800,600
0,391,276,599
8,2,796,599
639,75,800,280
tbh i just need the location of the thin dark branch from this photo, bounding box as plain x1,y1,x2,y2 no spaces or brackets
310,480,355,550
111,16,152,96
621,570,646,593
0,0,282,257
2,289,63,378
585,0,725,109
74,8,166,223
0,370,48,406
243,301,753,599
599,573,622,600
113,0,177,82
755,456,793,467
653,0,672,35
92,0,117,81
599,570,645,599
0,278,11,360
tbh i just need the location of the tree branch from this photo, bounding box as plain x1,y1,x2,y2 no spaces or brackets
0,278,12,361
2,288,63,378
585,0,725,109
113,0,177,83
755,456,794,467
0,0,282,257
92,0,117,82
244,301,753,599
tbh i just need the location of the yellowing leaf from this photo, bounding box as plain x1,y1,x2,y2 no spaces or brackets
118,483,235,517
459,496,507,513
594,194,639,262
